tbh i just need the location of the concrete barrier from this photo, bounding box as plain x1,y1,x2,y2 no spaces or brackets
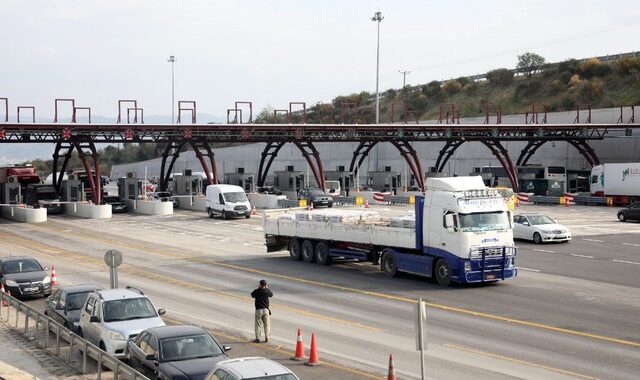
127,199,174,215
177,196,207,212
0,205,47,223
247,193,286,209
64,203,112,219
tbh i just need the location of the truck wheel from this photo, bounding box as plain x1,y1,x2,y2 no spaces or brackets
315,242,332,265
221,211,228,220
302,240,316,263
618,213,626,222
533,232,542,244
434,259,452,287
382,251,398,278
207,208,214,218
289,239,302,261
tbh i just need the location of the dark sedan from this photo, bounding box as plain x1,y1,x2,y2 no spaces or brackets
618,202,640,222
0,256,52,298
298,188,333,208
103,195,128,213
44,284,102,333
126,325,230,380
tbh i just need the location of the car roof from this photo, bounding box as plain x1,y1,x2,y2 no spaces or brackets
58,284,103,293
144,325,208,339
217,357,292,377
92,288,149,301
1,255,40,263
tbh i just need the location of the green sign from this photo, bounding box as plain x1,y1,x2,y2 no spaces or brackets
536,129,544,138
445,129,452,138
397,129,404,138
491,129,499,138
626,128,633,137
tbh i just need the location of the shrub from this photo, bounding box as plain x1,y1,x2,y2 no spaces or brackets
581,58,611,78
615,57,640,75
514,79,543,100
443,80,462,95
558,59,580,74
548,79,565,96
423,81,442,97
486,68,514,86
568,74,582,88
577,79,604,100
560,94,577,110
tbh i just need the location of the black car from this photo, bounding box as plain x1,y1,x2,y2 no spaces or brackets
0,256,52,298
127,325,230,380
618,202,640,222
45,284,103,333
103,195,128,213
150,191,179,208
298,188,333,208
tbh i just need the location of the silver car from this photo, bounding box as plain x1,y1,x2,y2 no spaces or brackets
205,357,299,380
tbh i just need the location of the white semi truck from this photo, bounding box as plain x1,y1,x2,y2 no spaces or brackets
264,176,517,286
590,163,640,205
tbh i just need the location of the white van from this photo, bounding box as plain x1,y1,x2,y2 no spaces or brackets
206,184,252,219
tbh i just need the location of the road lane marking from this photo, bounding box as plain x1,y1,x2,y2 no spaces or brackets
622,243,640,247
21,223,640,348
444,344,599,380
570,254,595,259
533,249,555,253
517,267,541,272
612,259,640,265
582,238,604,243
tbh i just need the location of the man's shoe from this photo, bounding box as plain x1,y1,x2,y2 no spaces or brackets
252,339,260,343
264,338,269,343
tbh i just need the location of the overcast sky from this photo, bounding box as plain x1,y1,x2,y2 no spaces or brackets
1,0,639,122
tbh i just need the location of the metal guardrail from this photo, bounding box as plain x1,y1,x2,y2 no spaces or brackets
0,291,147,380
573,195,608,205
277,199,301,208
529,195,562,205
333,196,357,205
382,195,412,205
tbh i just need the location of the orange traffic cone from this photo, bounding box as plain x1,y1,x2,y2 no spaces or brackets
51,266,58,286
304,333,319,366
387,354,397,380
291,329,306,361
251,205,257,215
364,200,370,209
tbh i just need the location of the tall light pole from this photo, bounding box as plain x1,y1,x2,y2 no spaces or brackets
399,69,411,88
167,55,176,124
371,11,383,125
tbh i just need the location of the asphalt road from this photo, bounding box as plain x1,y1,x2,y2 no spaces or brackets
1,204,639,379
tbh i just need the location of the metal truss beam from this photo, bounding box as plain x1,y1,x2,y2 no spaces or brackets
516,140,546,166
390,140,425,192
482,141,518,192
568,140,600,166
435,140,465,172
257,142,286,187
52,141,75,195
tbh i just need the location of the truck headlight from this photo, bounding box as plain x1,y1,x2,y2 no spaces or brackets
42,276,51,284
464,262,472,272
109,331,126,341
4,280,18,287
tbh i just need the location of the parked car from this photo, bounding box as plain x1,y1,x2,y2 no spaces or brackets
513,214,571,244
45,284,103,333
0,256,52,298
79,287,166,359
205,357,299,380
617,202,640,222
103,195,128,213
297,187,333,208
149,191,179,208
205,184,252,219
127,325,230,380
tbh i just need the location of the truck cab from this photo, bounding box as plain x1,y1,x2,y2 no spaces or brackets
205,184,252,219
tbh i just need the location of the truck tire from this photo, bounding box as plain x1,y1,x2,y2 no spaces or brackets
381,251,398,278
302,240,316,263
289,239,302,260
434,259,452,286
208,208,214,218
315,242,332,265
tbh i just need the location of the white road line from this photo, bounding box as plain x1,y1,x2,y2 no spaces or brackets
622,243,640,247
532,249,555,253
582,238,604,243
570,254,595,259
517,267,541,272
612,259,640,265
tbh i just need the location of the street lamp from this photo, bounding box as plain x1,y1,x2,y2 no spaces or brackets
371,11,383,124
167,55,176,124
399,70,411,88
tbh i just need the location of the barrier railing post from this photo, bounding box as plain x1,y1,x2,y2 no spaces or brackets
114,360,120,380
34,314,39,342
55,325,61,355
44,319,50,348
15,302,20,328
69,334,74,363
81,341,87,373
96,351,103,379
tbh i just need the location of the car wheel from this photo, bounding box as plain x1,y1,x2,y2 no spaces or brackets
315,242,332,265
434,259,452,287
289,239,302,261
381,250,398,278
328,203,333,208
618,213,626,222
207,208,214,218
245,213,251,219
533,232,543,244
301,240,316,263
221,211,228,220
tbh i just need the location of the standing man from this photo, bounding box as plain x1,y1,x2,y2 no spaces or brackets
251,279,273,343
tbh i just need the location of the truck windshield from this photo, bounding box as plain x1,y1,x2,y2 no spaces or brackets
458,211,510,232
224,192,247,203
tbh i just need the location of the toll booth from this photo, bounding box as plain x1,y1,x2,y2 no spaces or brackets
325,169,354,196
273,169,305,192
1,182,21,204
117,172,139,200
173,170,206,195
60,179,83,202
224,168,254,192
367,168,402,193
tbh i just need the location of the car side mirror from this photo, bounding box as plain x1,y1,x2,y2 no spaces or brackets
157,309,166,316
44,267,50,271
89,315,100,323
145,353,157,361
223,345,231,352
55,302,64,310
522,222,530,226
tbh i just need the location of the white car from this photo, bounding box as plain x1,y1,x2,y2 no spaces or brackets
513,214,571,244
205,357,299,380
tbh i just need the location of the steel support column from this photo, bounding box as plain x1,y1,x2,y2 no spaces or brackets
159,140,187,191
348,141,377,178
51,141,75,195
516,140,546,166
293,141,325,190
482,141,518,192
568,139,600,166
391,140,425,191
257,142,286,187
435,140,465,173
189,140,218,186
72,141,102,204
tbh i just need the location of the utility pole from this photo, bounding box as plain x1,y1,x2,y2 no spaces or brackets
167,55,176,124
399,69,411,88
371,11,383,171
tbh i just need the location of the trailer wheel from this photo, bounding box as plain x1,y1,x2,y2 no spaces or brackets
381,251,398,278
315,242,332,265
434,259,452,287
289,239,302,261
302,240,316,263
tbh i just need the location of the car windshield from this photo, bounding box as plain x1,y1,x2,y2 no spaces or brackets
224,191,247,203
2,259,42,274
308,189,325,195
528,215,555,225
458,211,510,232
160,334,223,362
246,374,298,380
67,291,92,311
104,196,121,202
102,297,157,322
155,192,172,198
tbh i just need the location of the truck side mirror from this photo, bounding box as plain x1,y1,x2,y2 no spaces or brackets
444,214,457,231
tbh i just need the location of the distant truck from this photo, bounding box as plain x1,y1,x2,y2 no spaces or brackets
264,176,517,286
590,163,640,205
0,164,40,186
25,184,62,214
